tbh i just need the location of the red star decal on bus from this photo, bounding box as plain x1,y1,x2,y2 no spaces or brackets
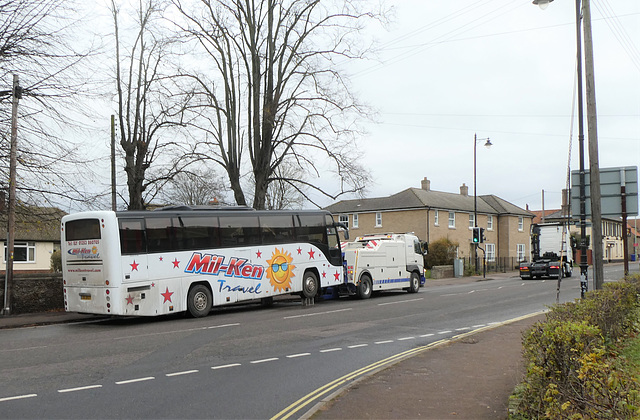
308,249,315,259
172,258,180,268
125,295,134,305
130,260,139,271
256,250,262,258
159,256,163,261
322,271,327,278
161,287,173,303
334,271,341,281
297,247,302,255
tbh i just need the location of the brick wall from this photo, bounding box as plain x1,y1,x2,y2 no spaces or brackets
0,273,63,314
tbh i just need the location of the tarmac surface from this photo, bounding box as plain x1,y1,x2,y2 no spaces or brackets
1,271,540,419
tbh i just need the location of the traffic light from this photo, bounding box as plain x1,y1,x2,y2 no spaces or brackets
479,227,486,243
472,227,480,243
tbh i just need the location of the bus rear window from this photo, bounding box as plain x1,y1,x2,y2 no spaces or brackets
65,219,101,241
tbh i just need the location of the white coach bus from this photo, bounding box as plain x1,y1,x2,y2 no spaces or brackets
61,206,347,317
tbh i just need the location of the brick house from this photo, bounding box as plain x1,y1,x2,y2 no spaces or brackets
325,177,534,263
1,205,65,273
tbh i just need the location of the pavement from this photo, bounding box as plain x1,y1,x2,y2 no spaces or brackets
0,271,539,419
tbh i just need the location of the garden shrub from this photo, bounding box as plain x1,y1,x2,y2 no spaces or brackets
424,237,458,269
510,275,640,419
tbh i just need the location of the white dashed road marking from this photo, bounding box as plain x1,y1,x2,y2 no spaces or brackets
58,385,102,393
115,377,155,385
166,370,199,377
251,357,279,364
212,363,241,370
287,353,311,358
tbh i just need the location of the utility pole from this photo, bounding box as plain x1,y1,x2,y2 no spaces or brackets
582,0,604,289
4,74,21,315
111,114,116,211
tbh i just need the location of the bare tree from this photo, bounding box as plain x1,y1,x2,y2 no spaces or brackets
159,167,230,206
264,159,307,210
0,0,103,211
111,0,194,210
172,0,381,209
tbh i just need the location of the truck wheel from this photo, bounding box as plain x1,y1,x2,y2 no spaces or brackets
408,272,420,293
301,271,319,299
187,284,212,318
357,274,372,299
565,264,573,278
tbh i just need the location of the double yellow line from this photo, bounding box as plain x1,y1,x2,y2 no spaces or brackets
271,311,544,420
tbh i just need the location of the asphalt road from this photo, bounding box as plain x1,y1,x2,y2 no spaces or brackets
0,264,635,419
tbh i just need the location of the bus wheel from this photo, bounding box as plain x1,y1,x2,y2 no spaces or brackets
301,271,319,299
187,284,212,318
408,272,420,293
357,274,372,299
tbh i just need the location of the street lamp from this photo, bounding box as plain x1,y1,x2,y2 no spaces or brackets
474,133,492,274
532,0,554,10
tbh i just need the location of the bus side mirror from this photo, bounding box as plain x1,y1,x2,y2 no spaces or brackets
421,242,429,255
337,223,349,240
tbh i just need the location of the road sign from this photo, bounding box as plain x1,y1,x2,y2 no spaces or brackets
571,166,638,218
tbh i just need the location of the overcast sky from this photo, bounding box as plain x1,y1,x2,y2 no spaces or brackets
324,0,640,214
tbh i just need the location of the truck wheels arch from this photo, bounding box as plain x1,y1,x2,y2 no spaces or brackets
357,274,372,299
408,271,420,293
187,283,213,318
301,270,319,299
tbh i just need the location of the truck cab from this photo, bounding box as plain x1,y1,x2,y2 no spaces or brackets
519,223,573,280
343,233,426,298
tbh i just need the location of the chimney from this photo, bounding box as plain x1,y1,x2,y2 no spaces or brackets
421,177,431,191
460,183,468,196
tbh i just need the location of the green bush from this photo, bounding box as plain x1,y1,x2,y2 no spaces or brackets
424,237,458,269
510,275,640,419
546,279,640,343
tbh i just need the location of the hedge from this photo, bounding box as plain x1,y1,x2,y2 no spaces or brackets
509,275,640,419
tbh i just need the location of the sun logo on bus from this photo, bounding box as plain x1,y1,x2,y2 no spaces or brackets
266,248,295,292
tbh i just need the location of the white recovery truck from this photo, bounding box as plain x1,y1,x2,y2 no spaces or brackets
342,233,426,299
519,222,574,279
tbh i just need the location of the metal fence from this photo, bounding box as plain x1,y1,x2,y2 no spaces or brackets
462,256,520,275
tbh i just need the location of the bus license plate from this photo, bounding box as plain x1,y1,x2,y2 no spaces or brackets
80,295,92,301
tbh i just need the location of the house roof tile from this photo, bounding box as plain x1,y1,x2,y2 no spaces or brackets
0,206,66,242
325,187,533,217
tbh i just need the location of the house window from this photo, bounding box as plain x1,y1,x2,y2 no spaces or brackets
375,212,382,227
353,214,359,229
4,241,36,263
518,216,524,231
486,243,495,262
469,213,475,229
487,215,494,230
339,214,348,229
517,244,526,262
434,210,439,226
448,212,455,228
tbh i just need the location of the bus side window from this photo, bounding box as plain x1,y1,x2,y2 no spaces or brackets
295,214,326,245
179,216,219,250
260,215,294,245
219,215,260,247
119,219,146,255
146,217,174,253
